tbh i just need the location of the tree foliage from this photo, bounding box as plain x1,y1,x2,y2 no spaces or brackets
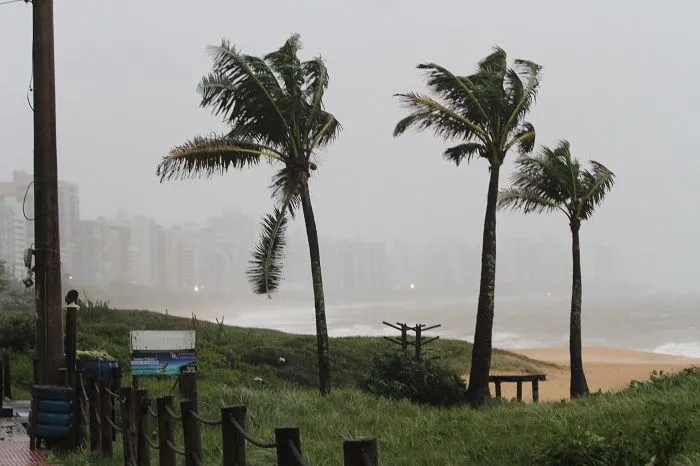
156,34,341,296
498,140,615,222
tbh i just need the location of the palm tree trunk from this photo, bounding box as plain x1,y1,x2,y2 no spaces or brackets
300,185,332,395
466,164,500,406
569,220,589,397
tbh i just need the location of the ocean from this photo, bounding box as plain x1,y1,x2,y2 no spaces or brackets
187,294,700,358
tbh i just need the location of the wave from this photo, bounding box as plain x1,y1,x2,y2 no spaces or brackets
653,342,700,359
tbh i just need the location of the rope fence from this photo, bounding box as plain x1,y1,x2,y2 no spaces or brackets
80,372,379,466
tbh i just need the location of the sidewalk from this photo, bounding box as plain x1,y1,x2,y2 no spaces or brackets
0,403,49,466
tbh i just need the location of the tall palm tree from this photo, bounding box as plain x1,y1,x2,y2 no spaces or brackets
498,140,615,397
156,34,340,395
393,48,542,405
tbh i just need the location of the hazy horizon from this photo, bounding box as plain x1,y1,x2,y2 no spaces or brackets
2,0,699,295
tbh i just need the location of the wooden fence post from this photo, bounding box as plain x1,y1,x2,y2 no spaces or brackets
2,352,11,399
157,396,175,466
88,378,100,452
275,427,301,466
134,389,150,466
120,386,136,466
221,405,246,466
110,366,120,441
99,381,113,457
343,438,378,466
179,371,198,400
181,399,202,466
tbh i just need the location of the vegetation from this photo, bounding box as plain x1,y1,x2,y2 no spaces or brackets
0,260,34,312
156,34,341,395
2,307,546,399
393,48,542,405
498,141,615,397
53,363,700,466
360,352,468,406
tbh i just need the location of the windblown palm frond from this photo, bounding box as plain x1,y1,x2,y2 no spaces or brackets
247,207,289,297
443,142,486,166
578,161,615,220
264,34,304,97
394,47,541,167
199,41,289,148
499,140,615,222
156,135,282,181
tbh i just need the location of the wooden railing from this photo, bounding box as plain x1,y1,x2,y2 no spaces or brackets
82,377,379,466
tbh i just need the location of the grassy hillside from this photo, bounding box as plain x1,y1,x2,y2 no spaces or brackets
55,368,700,465
4,307,551,398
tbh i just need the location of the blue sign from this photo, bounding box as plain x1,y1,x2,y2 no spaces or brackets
130,350,197,376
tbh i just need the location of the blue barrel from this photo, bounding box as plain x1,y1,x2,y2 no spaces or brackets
76,359,119,384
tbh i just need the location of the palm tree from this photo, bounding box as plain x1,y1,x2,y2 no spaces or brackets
498,140,615,397
393,48,542,405
156,34,340,395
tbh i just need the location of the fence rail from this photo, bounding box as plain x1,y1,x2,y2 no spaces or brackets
83,373,378,466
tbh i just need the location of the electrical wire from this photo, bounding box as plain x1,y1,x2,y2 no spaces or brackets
0,0,27,7
23,181,34,221
26,75,34,112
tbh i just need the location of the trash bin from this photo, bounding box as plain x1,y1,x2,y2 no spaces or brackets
76,359,119,384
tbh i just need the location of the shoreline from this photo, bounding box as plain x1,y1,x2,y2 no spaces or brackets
491,346,699,402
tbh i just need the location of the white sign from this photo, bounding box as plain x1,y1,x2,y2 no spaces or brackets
130,330,196,352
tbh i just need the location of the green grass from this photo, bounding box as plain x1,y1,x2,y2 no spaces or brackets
53,368,700,465
7,308,699,465
7,307,551,397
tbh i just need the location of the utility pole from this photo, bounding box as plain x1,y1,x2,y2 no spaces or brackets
32,0,64,385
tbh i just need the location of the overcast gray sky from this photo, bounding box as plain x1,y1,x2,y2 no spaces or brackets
1,0,698,292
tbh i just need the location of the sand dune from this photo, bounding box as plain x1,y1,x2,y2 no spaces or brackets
486,347,699,402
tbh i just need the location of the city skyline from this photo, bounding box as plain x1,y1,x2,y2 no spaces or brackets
1,170,629,306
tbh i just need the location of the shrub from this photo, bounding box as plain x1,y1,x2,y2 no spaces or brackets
536,418,689,466
0,311,36,351
359,352,467,406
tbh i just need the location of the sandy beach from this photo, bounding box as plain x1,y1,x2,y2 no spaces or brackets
491,347,700,402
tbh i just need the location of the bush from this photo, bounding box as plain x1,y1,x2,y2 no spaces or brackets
359,352,467,406
0,311,36,351
536,418,689,466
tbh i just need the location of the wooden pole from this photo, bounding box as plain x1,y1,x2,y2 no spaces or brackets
275,427,301,466
221,405,246,466
88,379,100,451
135,389,150,466
32,0,64,386
181,399,202,466
343,438,378,466
99,381,113,457
119,386,136,465
157,396,175,466
2,352,11,399
414,325,422,361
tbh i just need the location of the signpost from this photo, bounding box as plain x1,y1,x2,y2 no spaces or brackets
129,331,197,377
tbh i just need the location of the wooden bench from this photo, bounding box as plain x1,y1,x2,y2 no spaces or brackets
488,373,547,402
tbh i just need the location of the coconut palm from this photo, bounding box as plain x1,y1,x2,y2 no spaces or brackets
393,48,542,405
498,140,615,397
156,34,340,395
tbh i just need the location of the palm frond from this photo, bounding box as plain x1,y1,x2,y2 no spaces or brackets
505,122,536,154
156,135,281,182
502,59,542,133
264,33,304,97
270,166,302,218
309,112,341,150
477,46,508,78
498,187,566,215
393,92,486,141
199,41,289,148
246,207,289,297
303,56,329,123
578,161,615,220
417,63,488,121
443,142,486,166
